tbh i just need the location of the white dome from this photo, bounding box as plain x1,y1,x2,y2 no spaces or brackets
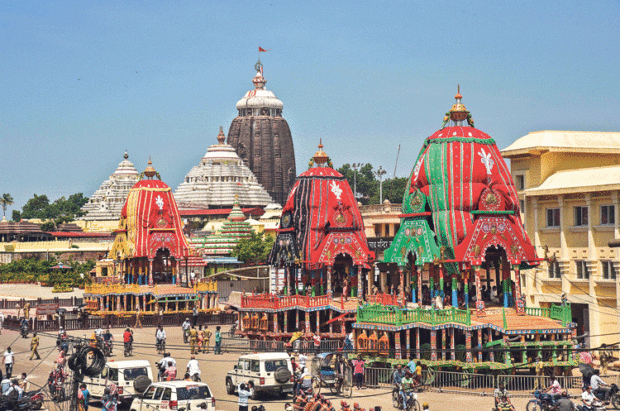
235,71,284,110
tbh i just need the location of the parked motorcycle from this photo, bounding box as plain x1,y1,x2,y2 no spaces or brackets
19,325,28,339
23,390,44,410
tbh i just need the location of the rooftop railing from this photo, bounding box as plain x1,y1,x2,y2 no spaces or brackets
241,294,331,309
357,304,471,326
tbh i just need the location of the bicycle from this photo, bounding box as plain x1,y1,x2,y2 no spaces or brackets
156,339,166,354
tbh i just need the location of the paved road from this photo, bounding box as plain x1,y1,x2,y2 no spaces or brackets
0,325,532,411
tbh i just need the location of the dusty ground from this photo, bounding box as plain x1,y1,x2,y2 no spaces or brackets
0,284,84,300
0,325,541,411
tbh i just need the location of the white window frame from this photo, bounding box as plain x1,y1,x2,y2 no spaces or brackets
546,208,560,228
574,206,588,227
602,260,617,280
576,260,589,280
548,261,561,279
600,205,615,226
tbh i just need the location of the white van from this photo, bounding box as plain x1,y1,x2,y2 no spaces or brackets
85,360,153,404
130,381,216,411
226,353,293,398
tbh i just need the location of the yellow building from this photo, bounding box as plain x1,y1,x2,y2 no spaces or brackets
502,130,620,347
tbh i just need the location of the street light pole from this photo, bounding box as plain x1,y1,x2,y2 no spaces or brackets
376,166,387,204
352,163,362,201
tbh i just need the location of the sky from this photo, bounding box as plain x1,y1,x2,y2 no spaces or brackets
1,0,619,215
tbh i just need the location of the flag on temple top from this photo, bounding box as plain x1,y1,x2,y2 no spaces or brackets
259,47,269,52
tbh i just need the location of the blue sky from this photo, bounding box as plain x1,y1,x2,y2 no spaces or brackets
1,0,619,214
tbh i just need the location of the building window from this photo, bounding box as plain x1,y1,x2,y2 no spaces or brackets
546,208,560,227
576,260,589,280
602,261,617,280
548,261,561,279
574,206,588,227
601,205,615,225
515,175,525,191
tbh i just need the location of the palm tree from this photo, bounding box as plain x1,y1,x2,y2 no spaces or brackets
0,193,14,218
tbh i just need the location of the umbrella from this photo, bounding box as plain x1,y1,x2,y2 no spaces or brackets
580,351,593,364
51,263,72,269
579,362,595,379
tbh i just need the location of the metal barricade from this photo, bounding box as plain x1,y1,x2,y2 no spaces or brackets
428,370,495,395
364,367,394,388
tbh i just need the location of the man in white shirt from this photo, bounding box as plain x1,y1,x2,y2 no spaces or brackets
544,376,562,402
186,356,201,381
181,319,191,343
6,380,22,399
3,347,14,378
590,369,610,402
0,312,4,334
582,385,598,410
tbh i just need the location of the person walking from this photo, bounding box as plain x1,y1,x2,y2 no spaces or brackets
134,306,142,328
182,319,191,344
352,354,365,390
192,305,199,327
30,332,41,360
204,327,212,353
3,347,14,378
214,326,222,355
189,327,198,355
197,326,204,353
78,383,90,411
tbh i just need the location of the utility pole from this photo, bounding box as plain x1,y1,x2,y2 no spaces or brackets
376,166,387,203
351,163,362,201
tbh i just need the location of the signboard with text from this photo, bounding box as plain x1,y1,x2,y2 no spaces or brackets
36,303,59,316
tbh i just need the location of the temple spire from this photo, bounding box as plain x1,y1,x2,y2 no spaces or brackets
442,86,474,128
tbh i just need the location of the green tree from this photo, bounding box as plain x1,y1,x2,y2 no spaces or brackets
337,163,378,205
369,176,409,204
231,232,275,265
40,221,56,232
21,194,51,219
0,193,14,218
11,210,21,222
19,192,88,223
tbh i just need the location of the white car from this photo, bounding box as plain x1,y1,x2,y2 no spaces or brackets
130,381,215,411
84,360,153,404
226,353,293,398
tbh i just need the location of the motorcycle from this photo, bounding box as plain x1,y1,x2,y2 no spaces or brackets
392,384,420,411
20,325,28,339
578,402,607,411
23,390,44,410
103,340,112,357
0,394,36,411
124,341,133,357
593,384,620,409
527,390,558,411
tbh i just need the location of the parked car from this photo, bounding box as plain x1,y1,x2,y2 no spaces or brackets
130,381,216,411
226,353,293,399
84,360,153,404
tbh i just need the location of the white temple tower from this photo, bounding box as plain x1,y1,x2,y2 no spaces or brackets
174,127,274,209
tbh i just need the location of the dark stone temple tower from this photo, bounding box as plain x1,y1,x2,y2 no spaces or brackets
227,61,296,206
